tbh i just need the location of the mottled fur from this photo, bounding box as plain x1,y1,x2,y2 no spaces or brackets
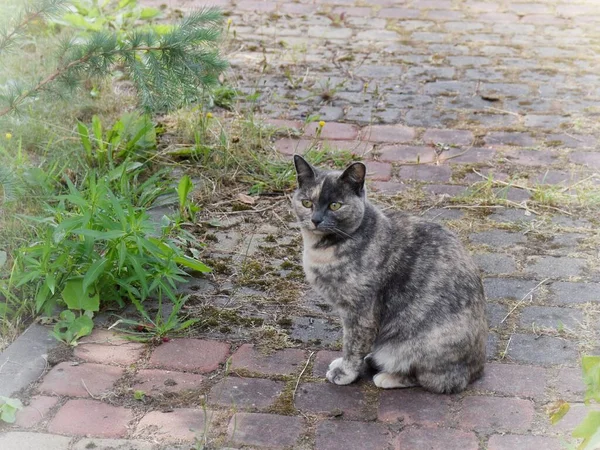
292,156,487,394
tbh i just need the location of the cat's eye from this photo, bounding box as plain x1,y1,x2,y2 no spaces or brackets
301,200,313,208
329,202,342,211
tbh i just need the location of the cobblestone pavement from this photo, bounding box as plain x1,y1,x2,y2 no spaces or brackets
2,0,600,449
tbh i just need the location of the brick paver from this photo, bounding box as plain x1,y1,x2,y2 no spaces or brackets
48,399,133,438
74,342,145,366
227,412,304,448
471,363,548,398
295,382,368,419
148,338,230,373
378,389,453,426
395,427,479,450
457,396,535,432
135,408,211,442
14,396,59,428
487,434,563,450
315,420,390,450
313,350,343,377
72,439,155,450
132,369,204,395
229,344,307,376
39,362,123,397
209,377,285,409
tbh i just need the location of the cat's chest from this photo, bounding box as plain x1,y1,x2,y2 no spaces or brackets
303,245,336,282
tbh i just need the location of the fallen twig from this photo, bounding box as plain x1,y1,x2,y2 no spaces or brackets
292,351,315,400
81,379,99,400
500,278,550,324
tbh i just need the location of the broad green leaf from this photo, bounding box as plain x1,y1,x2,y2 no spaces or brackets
92,115,104,151
177,175,193,210
71,315,94,341
35,284,50,314
3,398,23,409
46,273,56,295
83,258,109,291
174,255,211,273
0,407,17,423
573,411,600,446
583,427,600,450
15,270,41,287
77,122,92,155
61,278,100,312
126,254,149,297
72,229,126,240
59,309,76,322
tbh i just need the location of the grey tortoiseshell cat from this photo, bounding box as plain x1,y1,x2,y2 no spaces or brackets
292,155,487,394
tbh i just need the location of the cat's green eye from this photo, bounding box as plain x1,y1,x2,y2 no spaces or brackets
329,202,342,211
301,200,313,208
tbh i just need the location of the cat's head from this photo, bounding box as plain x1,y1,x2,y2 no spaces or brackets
292,155,367,236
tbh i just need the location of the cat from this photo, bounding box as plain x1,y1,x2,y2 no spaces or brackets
292,155,487,394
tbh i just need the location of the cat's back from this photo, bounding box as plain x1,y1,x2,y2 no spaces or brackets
382,209,480,277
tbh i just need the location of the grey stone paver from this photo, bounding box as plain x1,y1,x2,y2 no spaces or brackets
0,432,72,450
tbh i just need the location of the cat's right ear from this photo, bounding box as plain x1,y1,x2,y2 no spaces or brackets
293,155,316,187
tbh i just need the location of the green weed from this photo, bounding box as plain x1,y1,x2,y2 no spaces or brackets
0,396,23,423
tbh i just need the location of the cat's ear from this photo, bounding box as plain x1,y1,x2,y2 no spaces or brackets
340,162,366,194
294,155,316,187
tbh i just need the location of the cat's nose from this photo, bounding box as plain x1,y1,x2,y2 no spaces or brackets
311,217,322,227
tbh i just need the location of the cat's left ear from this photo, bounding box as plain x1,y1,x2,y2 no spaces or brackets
340,162,366,194
294,155,316,187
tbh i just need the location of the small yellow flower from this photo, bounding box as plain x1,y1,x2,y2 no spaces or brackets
5,132,12,140
318,121,326,128
227,18,233,25
206,112,213,119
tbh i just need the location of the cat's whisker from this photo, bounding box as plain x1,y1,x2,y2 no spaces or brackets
321,226,356,241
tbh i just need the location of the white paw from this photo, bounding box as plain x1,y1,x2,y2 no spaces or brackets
326,358,359,385
373,372,414,389
328,357,344,371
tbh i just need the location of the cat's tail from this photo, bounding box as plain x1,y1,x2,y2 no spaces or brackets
361,353,381,381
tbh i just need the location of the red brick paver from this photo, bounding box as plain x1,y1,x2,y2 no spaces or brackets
304,122,359,140
395,427,479,450
148,339,230,373
471,363,549,398
313,350,342,377
132,369,204,395
74,342,145,366
457,396,536,432
361,124,416,143
295,382,368,419
316,419,390,450
228,412,305,448
39,362,123,397
209,377,285,409
14,396,59,428
378,389,453,426
135,408,211,442
48,399,133,438
229,344,306,376
487,434,563,450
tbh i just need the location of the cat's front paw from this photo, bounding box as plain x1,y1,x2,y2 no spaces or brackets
326,357,359,385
